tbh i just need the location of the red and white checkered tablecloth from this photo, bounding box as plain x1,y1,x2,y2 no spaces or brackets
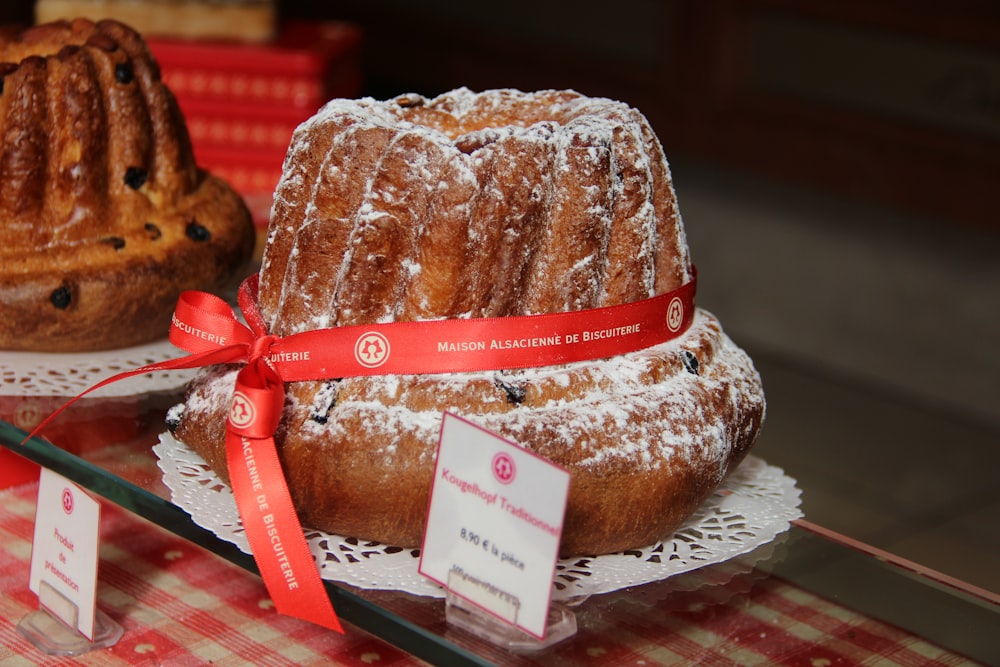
0,480,985,666
0,481,423,667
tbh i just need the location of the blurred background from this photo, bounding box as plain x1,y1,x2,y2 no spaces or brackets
3,1,998,592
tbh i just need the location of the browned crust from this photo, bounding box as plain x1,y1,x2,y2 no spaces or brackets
171,88,763,558
172,311,765,557
0,174,254,351
0,19,255,351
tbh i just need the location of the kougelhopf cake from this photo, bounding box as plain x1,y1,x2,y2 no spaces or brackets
171,88,765,556
0,18,254,352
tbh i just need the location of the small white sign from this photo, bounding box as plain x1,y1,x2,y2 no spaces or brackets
29,469,101,640
419,412,570,639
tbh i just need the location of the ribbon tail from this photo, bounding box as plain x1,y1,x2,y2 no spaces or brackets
20,346,249,445
225,430,343,633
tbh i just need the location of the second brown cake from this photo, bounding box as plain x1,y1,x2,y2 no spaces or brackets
0,19,255,352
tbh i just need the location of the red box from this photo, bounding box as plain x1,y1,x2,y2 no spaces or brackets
149,21,363,109
182,99,306,153
148,22,363,224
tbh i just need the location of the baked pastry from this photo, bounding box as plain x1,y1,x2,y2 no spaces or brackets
171,88,765,556
0,19,255,352
35,0,276,42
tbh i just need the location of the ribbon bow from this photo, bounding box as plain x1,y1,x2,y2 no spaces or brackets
170,276,287,441
27,275,344,632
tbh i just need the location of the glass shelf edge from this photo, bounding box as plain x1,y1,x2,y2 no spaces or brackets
0,420,492,667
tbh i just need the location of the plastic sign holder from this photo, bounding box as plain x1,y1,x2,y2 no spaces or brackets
444,582,577,653
420,413,576,652
18,603,123,657
20,469,123,655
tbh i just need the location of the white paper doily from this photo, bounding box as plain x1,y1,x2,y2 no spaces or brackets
154,431,802,600
1,339,196,397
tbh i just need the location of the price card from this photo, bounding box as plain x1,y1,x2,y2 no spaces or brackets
419,412,570,639
28,469,101,640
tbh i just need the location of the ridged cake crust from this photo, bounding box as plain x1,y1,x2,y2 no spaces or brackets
171,88,765,556
261,88,691,330
0,19,254,351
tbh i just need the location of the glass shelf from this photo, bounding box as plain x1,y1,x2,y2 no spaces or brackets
1,391,997,666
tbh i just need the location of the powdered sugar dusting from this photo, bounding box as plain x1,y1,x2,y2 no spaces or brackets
184,88,765,554
180,310,763,478
261,88,689,330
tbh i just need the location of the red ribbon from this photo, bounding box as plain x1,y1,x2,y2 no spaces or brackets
25,269,697,634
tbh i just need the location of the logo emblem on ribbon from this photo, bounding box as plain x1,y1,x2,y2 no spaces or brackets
666,296,684,333
354,332,390,368
229,391,256,429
